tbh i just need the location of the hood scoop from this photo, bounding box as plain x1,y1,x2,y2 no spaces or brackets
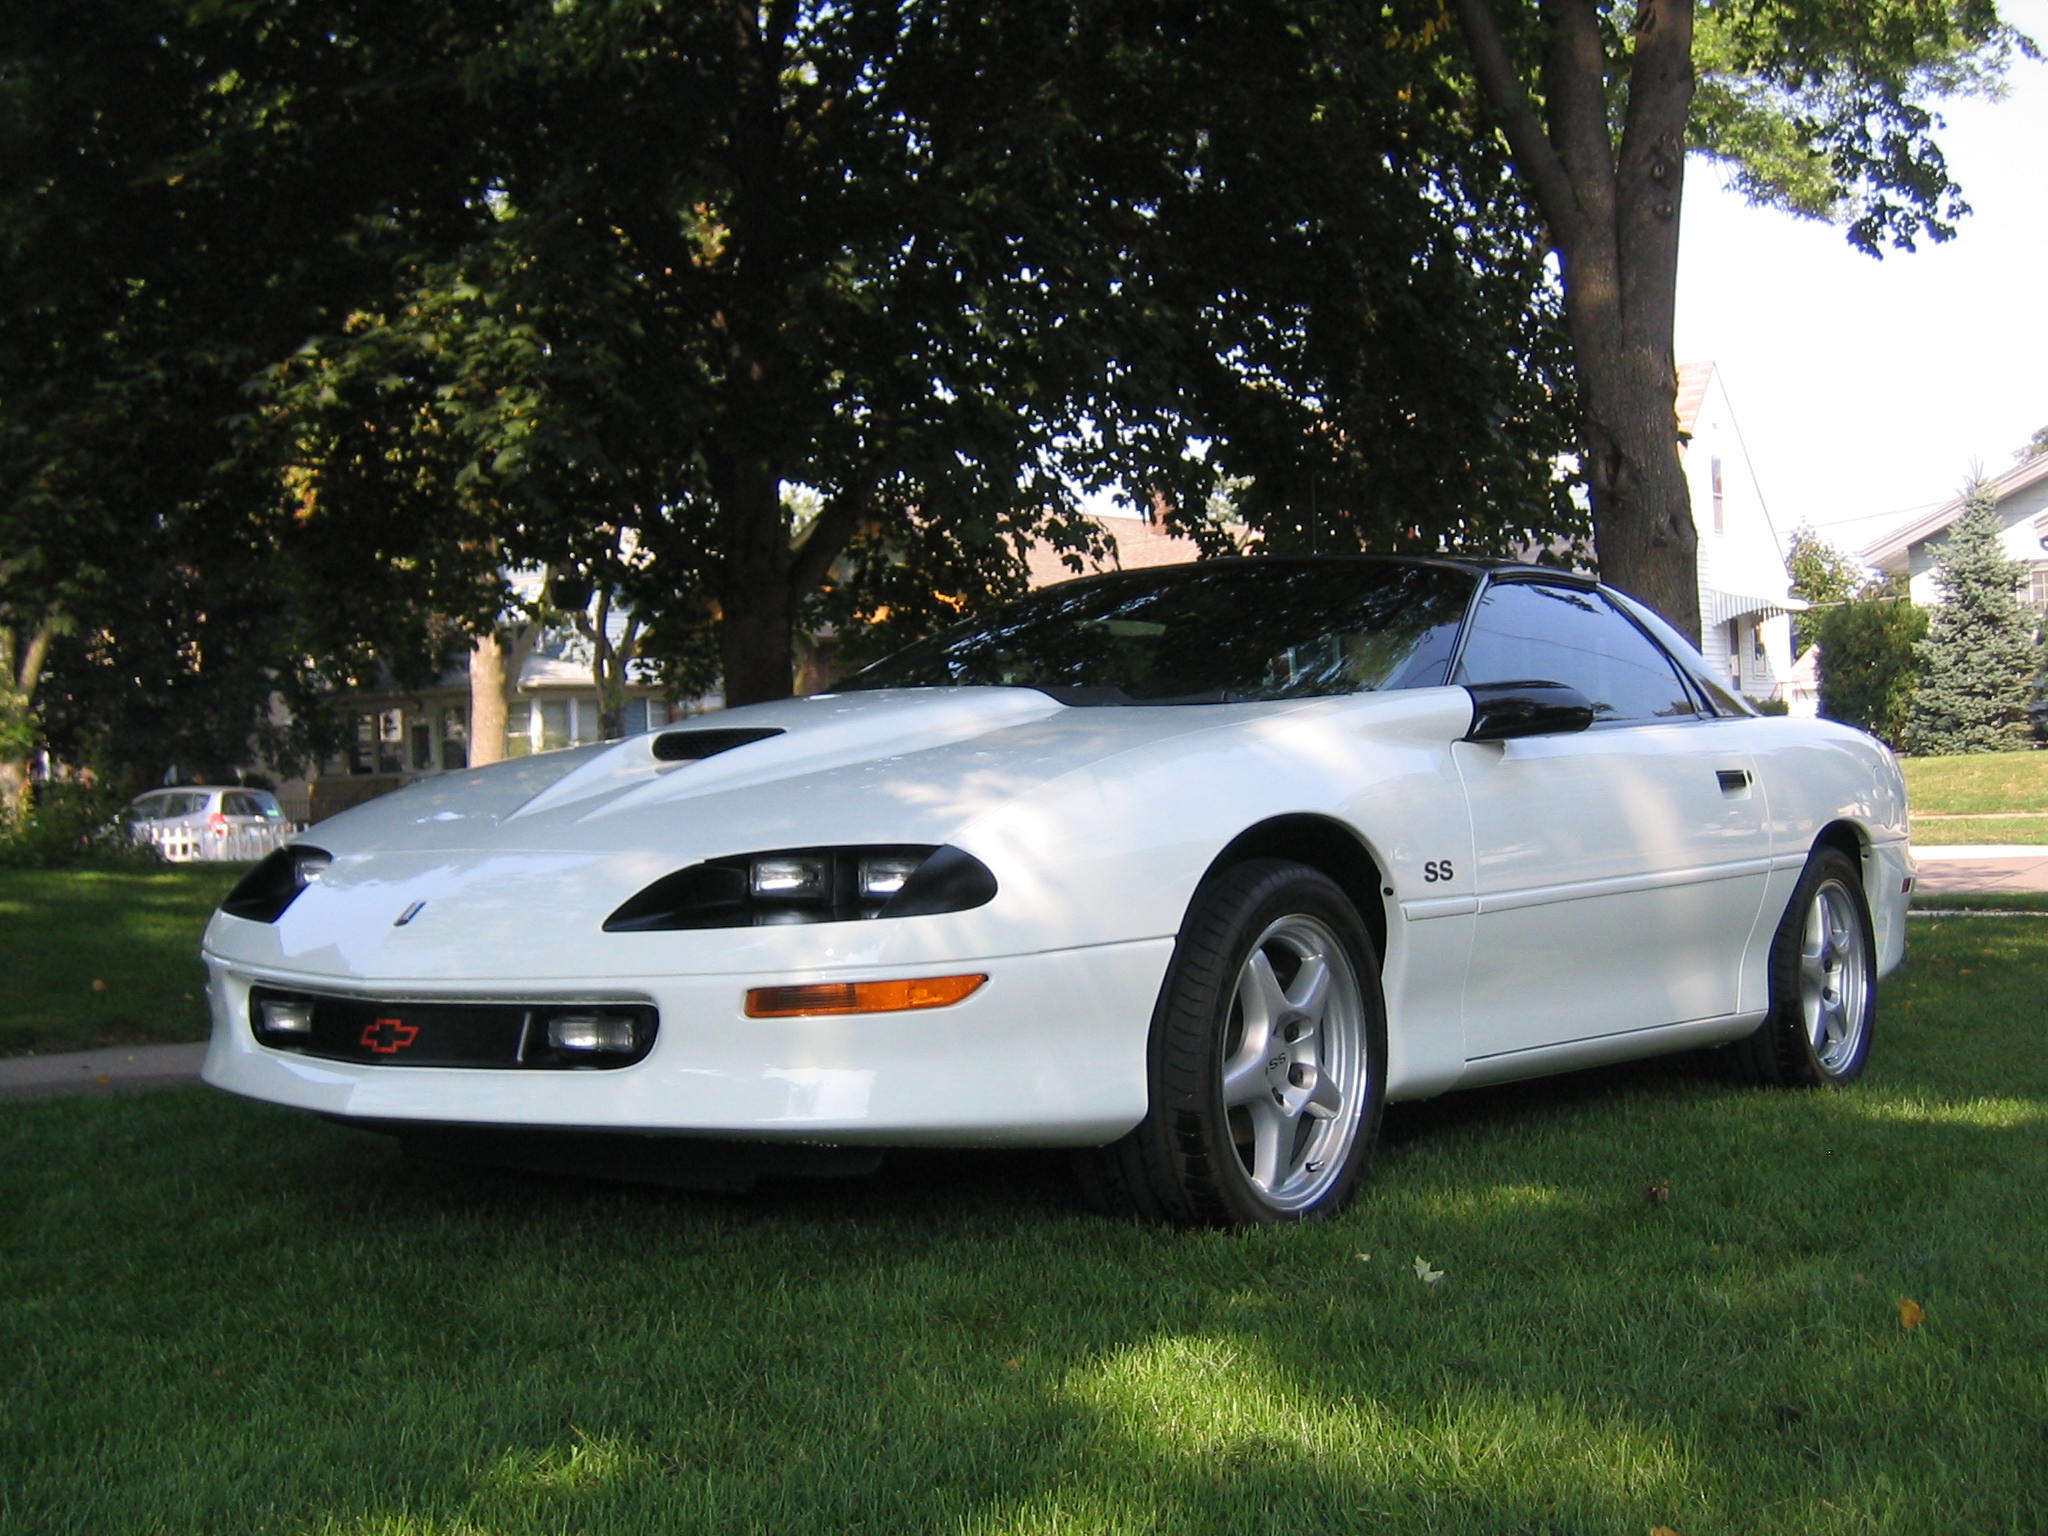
651,726,785,763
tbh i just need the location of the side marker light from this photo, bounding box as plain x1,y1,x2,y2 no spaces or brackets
744,974,988,1019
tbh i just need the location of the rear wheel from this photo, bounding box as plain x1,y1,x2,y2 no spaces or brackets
1724,846,1876,1087
1082,859,1386,1227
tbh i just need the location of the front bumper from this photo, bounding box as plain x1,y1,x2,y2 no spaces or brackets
200,937,1173,1148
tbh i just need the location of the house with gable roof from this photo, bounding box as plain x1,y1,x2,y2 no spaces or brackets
1675,361,1803,708
1859,449,2048,609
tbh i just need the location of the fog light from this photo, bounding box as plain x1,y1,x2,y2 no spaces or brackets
257,997,314,1038
546,1012,641,1054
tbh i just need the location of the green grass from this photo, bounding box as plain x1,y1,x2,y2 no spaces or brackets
4,917,2046,1535
0,866,242,1055
1907,815,2048,846
1902,749,2048,817
1913,889,2048,914
1902,750,2048,844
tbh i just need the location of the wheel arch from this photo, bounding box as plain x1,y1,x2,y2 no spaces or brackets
1812,817,1875,895
1197,815,1388,964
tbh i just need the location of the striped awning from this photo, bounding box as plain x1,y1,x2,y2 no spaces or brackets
1706,590,1807,629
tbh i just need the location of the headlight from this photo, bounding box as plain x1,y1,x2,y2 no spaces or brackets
219,846,333,924
604,844,998,931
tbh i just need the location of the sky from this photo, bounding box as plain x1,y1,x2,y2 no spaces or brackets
1673,0,2048,562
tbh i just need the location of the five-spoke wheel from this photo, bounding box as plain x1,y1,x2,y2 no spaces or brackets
1082,859,1385,1226
1725,845,1876,1087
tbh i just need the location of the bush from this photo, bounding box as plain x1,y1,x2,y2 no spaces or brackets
0,782,166,871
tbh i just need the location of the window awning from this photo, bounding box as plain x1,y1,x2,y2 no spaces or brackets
1706,590,1807,628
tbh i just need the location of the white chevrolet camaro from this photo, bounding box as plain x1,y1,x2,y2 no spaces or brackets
202,557,1912,1226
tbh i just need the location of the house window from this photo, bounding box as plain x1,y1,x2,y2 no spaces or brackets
539,699,570,752
351,710,404,775
504,702,534,758
1711,456,1725,533
571,698,602,746
2030,562,2048,612
440,707,467,771
409,721,434,772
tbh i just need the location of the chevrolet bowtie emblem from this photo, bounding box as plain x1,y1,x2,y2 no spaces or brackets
361,1018,420,1054
394,900,427,927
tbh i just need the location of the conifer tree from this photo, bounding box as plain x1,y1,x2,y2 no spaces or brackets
1904,486,2042,756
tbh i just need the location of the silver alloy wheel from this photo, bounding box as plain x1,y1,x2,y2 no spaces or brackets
1801,876,1871,1074
1218,913,1370,1213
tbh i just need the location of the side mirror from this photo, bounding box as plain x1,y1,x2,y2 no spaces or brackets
1464,681,1597,741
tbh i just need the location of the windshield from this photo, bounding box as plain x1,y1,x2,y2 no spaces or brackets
840,559,1477,704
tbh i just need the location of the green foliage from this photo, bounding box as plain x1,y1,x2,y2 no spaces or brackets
1813,584,1929,747
2019,424,2048,464
1905,487,2043,755
0,783,165,873
1785,526,1866,653
1690,0,2034,253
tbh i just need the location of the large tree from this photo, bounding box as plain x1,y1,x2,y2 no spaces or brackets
0,0,503,804
1449,0,2030,640
263,0,1584,706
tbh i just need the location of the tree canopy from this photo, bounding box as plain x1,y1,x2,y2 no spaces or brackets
3,0,2034,802
1449,0,2031,640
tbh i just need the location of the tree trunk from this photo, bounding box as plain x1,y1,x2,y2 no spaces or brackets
467,631,510,767
467,624,537,767
1454,0,1703,642
716,462,798,707
709,0,801,708
0,613,59,822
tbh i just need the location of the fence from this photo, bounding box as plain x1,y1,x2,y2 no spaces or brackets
140,821,299,864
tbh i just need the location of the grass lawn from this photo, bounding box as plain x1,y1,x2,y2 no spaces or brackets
4,915,2045,1535
1903,750,2048,845
0,865,242,1055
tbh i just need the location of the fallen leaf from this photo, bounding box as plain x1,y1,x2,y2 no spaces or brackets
1644,1180,1671,1205
1354,1252,1372,1264
1413,1256,1444,1285
90,979,108,993
1897,1296,1926,1331
1650,1526,1682,1536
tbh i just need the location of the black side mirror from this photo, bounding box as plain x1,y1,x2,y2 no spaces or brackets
1464,681,1597,741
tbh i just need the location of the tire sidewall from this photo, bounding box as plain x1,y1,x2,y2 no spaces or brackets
1768,847,1877,1086
1152,859,1387,1225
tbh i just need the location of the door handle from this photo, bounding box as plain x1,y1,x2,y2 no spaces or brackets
1717,769,1753,794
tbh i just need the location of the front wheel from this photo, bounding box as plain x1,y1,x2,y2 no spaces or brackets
1081,859,1386,1227
1724,846,1876,1087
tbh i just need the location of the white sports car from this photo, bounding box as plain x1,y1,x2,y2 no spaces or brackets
201,557,1912,1226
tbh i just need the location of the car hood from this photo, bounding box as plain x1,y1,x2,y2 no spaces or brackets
209,684,1478,982
296,687,1274,856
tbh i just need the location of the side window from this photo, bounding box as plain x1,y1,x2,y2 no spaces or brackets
1454,582,1700,724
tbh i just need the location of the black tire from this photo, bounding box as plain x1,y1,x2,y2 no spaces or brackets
1722,846,1877,1087
1081,859,1387,1227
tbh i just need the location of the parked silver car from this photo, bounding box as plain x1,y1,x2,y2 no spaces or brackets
128,786,291,862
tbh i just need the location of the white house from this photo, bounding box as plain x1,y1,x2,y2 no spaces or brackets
1675,362,1803,708
1859,450,2048,608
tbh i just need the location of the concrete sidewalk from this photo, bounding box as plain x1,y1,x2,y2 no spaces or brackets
0,1041,208,1101
1906,845,2048,898
5,846,2044,1102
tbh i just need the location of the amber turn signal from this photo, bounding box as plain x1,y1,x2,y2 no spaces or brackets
744,974,988,1018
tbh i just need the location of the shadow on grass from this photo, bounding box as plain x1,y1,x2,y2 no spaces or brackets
10,919,2047,1534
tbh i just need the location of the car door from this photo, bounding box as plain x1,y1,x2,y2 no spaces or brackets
1448,578,1773,1063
